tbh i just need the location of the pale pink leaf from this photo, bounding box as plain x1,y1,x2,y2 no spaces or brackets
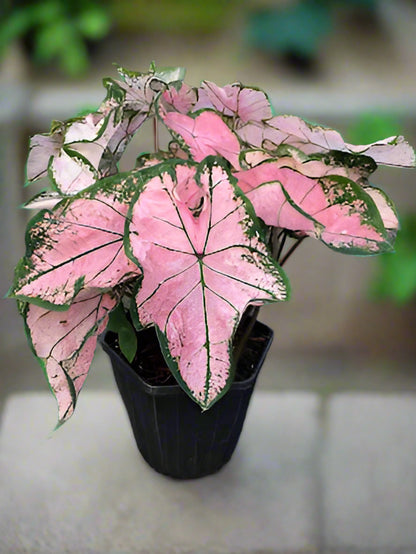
11,177,140,307
25,290,117,423
162,110,241,168
363,185,399,234
50,148,97,194
242,148,376,183
127,159,288,409
238,115,416,168
161,83,198,114
27,127,64,182
195,81,272,123
235,161,392,254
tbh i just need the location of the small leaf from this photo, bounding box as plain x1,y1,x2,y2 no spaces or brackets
107,302,137,362
25,290,117,425
162,110,241,168
195,81,272,123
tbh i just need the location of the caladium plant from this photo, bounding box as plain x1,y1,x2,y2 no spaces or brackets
9,63,415,426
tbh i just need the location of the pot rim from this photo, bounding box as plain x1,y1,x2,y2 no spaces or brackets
100,320,273,397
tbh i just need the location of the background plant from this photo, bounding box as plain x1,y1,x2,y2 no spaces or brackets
0,0,111,77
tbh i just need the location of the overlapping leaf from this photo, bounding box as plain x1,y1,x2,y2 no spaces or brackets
24,290,117,424
161,110,241,168
27,65,187,196
237,115,416,168
194,81,273,124
10,174,140,308
126,158,289,409
161,82,198,114
235,160,393,254
241,147,377,184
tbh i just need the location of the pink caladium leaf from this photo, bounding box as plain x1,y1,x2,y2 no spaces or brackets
126,158,289,409
194,81,272,125
27,122,64,182
10,173,140,308
241,147,377,184
28,113,111,194
161,82,198,114
238,115,416,168
235,160,394,254
27,66,186,195
363,185,399,240
162,110,241,168
23,290,117,424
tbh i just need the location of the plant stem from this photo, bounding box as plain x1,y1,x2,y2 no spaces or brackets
233,304,260,368
153,117,159,151
276,230,288,261
233,232,306,370
279,236,306,267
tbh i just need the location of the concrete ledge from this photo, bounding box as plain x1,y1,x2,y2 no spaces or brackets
2,390,416,553
323,394,416,551
0,391,320,554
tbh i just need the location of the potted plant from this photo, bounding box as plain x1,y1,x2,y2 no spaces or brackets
8,63,414,478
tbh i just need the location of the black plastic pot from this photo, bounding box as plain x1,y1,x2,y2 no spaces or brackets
101,321,273,479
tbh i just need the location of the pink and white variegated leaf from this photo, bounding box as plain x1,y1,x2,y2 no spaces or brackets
23,191,63,211
10,173,140,308
126,158,289,409
27,124,64,182
27,67,178,195
27,113,111,194
194,81,272,124
49,147,98,195
161,82,198,114
241,147,377,184
235,160,393,254
238,115,416,168
24,290,117,424
162,110,241,169
363,185,399,240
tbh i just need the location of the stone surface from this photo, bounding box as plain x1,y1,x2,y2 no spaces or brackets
0,391,320,554
323,394,416,551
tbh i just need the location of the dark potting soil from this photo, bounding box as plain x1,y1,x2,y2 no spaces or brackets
106,323,269,387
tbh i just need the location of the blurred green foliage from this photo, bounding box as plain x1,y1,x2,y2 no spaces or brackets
370,214,416,304
245,0,378,71
348,112,416,305
246,1,332,58
112,0,233,34
0,0,111,77
347,112,403,145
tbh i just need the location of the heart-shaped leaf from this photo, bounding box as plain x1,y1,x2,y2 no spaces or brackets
238,115,416,168
126,158,289,409
27,66,180,195
10,173,140,308
162,110,241,168
161,82,198,114
195,81,272,124
235,160,393,254
23,290,117,425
